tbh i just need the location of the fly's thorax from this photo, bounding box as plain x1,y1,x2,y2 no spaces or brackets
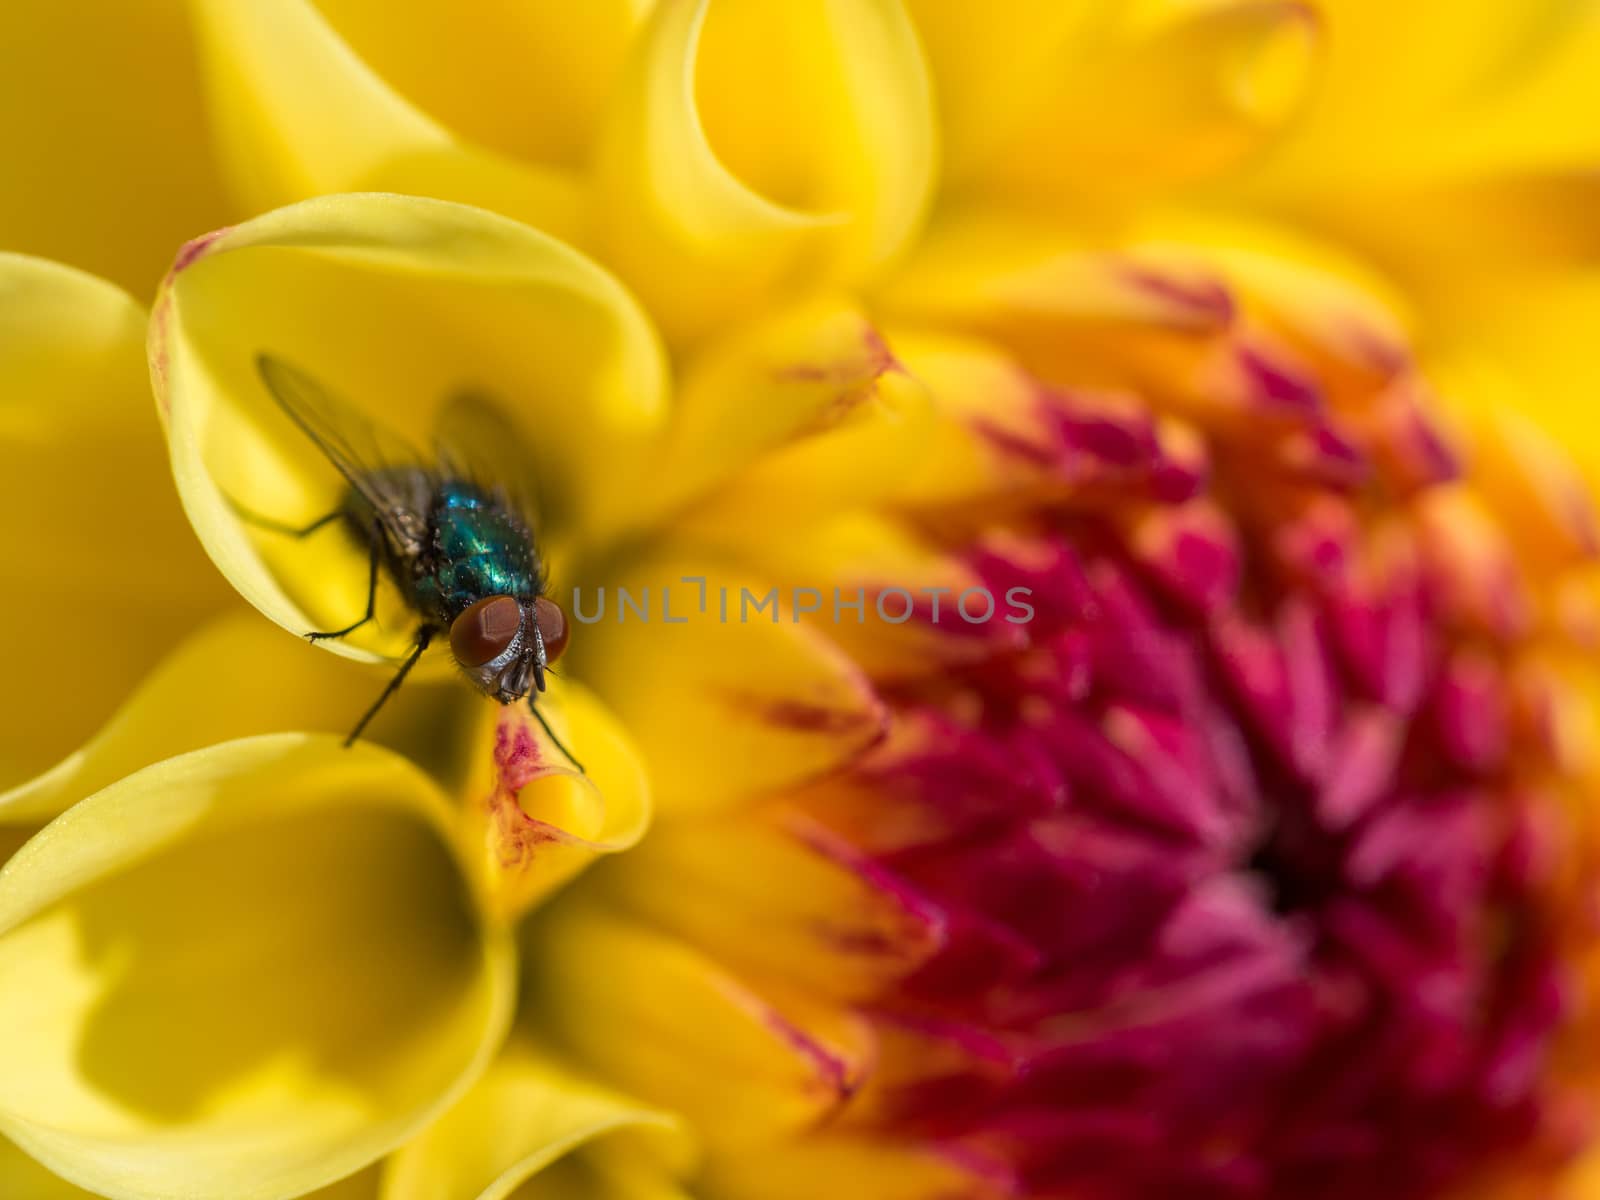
409,478,540,623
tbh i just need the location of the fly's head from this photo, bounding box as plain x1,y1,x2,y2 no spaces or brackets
448,594,569,703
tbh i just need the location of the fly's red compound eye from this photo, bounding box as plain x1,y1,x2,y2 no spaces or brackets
449,594,522,667
533,596,569,662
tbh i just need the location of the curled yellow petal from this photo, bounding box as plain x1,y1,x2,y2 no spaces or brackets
596,0,935,340
149,193,668,661
528,907,872,1148
449,680,652,923
0,611,458,827
0,734,514,1200
186,0,582,239
3,608,651,920
571,567,886,815
383,1044,683,1200
0,254,228,793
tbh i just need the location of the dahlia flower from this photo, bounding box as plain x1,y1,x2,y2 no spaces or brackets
2,3,1600,1199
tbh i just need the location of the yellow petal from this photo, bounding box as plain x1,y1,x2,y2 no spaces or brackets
527,907,872,1148
1432,274,1600,499
1429,348,1599,578
671,511,1019,679
1130,210,1418,366
383,1044,683,1200
870,329,1058,510
313,0,651,168
865,324,1213,531
186,0,583,240
0,254,229,791
571,566,886,815
0,734,514,1200
0,611,458,827
601,806,944,1000
1284,172,1600,295
1234,3,1600,293
635,309,931,536
646,299,908,518
449,681,652,923
878,210,1237,351
877,211,1333,434
1251,0,1599,188
0,0,229,295
904,0,1107,180
595,0,935,341
983,1,1322,199
694,366,933,529
150,193,669,661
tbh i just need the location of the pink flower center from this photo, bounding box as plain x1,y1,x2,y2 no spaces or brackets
807,373,1589,1197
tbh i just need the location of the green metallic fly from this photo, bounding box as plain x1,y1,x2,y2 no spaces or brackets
247,353,580,769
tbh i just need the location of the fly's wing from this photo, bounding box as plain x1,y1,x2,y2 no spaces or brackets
434,389,548,587
434,389,543,523
255,353,432,552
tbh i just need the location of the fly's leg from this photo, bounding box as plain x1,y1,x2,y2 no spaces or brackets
529,699,586,774
226,495,344,538
306,517,383,642
344,626,434,747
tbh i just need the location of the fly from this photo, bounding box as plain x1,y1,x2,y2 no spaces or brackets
244,353,582,770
